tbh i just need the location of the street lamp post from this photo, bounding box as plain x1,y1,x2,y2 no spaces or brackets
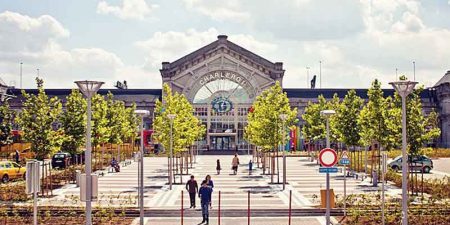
279,114,288,191
168,114,176,190
135,110,149,225
389,80,417,225
320,109,336,225
75,80,104,225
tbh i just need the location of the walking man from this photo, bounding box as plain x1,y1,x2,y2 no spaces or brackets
186,175,198,208
232,154,240,175
198,180,212,225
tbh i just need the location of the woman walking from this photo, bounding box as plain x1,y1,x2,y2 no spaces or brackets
216,159,221,175
205,175,214,209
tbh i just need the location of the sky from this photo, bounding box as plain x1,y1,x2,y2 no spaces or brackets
1,0,450,89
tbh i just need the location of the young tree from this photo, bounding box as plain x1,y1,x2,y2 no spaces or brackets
60,89,86,155
0,100,15,147
334,90,363,170
91,94,109,148
245,82,298,182
16,78,65,160
302,95,328,148
358,79,388,175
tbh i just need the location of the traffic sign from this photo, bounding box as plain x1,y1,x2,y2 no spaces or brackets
319,167,338,173
339,158,350,165
319,148,338,167
341,150,349,159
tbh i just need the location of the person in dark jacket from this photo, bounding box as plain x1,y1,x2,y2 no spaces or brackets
205,175,214,209
15,150,20,164
216,159,221,175
198,180,212,225
185,175,198,208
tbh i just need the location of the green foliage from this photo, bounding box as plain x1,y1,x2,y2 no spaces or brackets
60,89,86,154
0,100,15,146
106,92,127,145
124,103,138,142
245,81,298,151
153,84,205,154
16,78,65,159
357,79,389,147
91,94,109,147
334,90,363,147
302,95,328,142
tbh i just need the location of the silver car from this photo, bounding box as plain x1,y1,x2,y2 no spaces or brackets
388,155,433,173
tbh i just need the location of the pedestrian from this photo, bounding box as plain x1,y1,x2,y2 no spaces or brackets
185,175,198,208
198,180,212,225
205,175,214,209
248,160,253,175
15,150,20,164
216,159,221,175
231,154,240,175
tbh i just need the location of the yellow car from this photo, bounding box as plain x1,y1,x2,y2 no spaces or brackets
0,161,26,183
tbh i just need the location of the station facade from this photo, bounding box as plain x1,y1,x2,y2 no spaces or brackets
5,35,450,149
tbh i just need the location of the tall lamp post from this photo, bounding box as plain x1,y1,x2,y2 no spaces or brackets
75,80,104,225
389,80,417,225
320,109,335,225
135,110,149,225
167,114,176,190
279,114,288,191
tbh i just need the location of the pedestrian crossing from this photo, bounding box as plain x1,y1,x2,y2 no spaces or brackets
42,155,399,209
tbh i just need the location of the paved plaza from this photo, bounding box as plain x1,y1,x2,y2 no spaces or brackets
45,154,402,209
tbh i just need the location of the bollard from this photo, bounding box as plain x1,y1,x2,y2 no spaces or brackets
181,190,184,225
289,190,292,225
248,191,250,225
75,170,81,187
218,191,221,225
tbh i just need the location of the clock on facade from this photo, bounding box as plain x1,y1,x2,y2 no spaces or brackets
211,97,233,113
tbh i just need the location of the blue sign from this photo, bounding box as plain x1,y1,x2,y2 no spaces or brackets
211,97,233,113
339,158,350,165
319,167,338,173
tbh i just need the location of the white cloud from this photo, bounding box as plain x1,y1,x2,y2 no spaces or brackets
182,0,250,22
0,11,160,88
97,0,158,20
135,28,277,70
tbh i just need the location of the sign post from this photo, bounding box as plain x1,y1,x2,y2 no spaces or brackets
339,151,350,216
381,153,388,225
26,160,41,225
319,148,338,225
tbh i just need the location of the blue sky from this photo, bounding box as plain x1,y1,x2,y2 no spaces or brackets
1,0,450,89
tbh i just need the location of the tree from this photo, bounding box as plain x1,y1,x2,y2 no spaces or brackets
302,95,328,147
334,90,363,171
0,100,15,147
245,81,297,182
91,94,109,148
60,89,86,155
153,84,205,182
246,81,298,151
16,78,65,160
335,90,363,148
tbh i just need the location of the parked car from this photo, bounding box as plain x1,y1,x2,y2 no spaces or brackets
388,155,433,173
51,152,72,169
0,161,26,183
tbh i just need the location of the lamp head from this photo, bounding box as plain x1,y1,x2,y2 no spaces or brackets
167,114,176,120
134,110,150,117
74,80,104,98
320,110,336,117
389,81,418,98
279,113,288,121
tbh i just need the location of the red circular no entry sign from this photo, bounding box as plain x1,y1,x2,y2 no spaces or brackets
319,148,338,167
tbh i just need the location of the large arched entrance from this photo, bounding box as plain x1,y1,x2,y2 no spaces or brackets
160,35,285,152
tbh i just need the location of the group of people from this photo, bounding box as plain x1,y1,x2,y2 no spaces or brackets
185,154,255,224
186,175,214,225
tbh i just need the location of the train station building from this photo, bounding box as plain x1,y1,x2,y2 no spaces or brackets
5,35,450,149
